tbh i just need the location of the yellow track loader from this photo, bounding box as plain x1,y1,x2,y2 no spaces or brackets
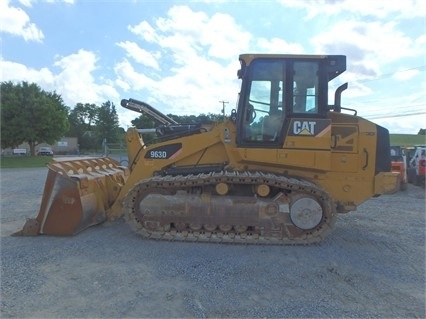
15,54,398,244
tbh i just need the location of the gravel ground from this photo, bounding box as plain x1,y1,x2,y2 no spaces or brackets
0,167,425,318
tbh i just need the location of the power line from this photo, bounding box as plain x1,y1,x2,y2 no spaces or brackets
352,65,426,84
365,111,426,120
354,103,425,113
349,102,426,120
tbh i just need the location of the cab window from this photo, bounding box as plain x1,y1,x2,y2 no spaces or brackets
293,62,319,113
242,61,285,143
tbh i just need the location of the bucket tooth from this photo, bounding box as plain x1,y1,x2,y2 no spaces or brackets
12,218,40,236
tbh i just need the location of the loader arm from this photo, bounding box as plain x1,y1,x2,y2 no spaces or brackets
107,123,231,219
121,98,178,125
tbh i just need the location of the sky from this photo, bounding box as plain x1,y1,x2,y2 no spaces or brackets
1,0,425,134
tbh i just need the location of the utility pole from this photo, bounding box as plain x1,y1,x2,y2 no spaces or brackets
219,100,229,119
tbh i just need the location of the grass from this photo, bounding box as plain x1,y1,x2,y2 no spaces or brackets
0,156,53,168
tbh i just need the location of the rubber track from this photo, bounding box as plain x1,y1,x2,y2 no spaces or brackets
123,171,337,245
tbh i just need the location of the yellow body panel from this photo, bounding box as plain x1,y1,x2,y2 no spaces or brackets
105,110,397,218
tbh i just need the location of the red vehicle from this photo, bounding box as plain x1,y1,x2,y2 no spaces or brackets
417,158,426,186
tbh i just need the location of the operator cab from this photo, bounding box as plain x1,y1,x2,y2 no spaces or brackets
235,54,346,147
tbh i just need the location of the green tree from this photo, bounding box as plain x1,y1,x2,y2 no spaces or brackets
131,114,157,144
67,103,99,150
131,114,157,129
66,101,122,151
67,103,98,135
96,101,121,144
167,113,222,124
1,81,69,155
418,128,425,135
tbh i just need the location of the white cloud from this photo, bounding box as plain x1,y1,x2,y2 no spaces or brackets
129,5,251,61
18,0,33,7
199,12,251,59
53,49,120,106
278,0,426,19
415,34,426,51
19,0,75,5
372,115,426,134
392,68,420,81
256,37,304,54
117,5,249,115
312,20,415,65
47,0,75,3
116,41,161,70
128,21,158,43
114,59,156,92
0,59,55,85
310,19,420,92
152,56,240,115
120,4,424,124
114,55,240,116
343,81,373,99
0,0,44,42
1,50,119,108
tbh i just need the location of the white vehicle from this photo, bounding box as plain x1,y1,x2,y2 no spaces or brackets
13,149,27,156
37,147,53,156
409,147,426,186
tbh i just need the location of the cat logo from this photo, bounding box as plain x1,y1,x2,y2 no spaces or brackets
289,119,331,137
293,121,316,135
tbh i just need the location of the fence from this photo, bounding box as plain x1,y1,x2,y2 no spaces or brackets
103,140,129,166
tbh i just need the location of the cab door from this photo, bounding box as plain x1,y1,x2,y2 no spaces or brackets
235,58,332,171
